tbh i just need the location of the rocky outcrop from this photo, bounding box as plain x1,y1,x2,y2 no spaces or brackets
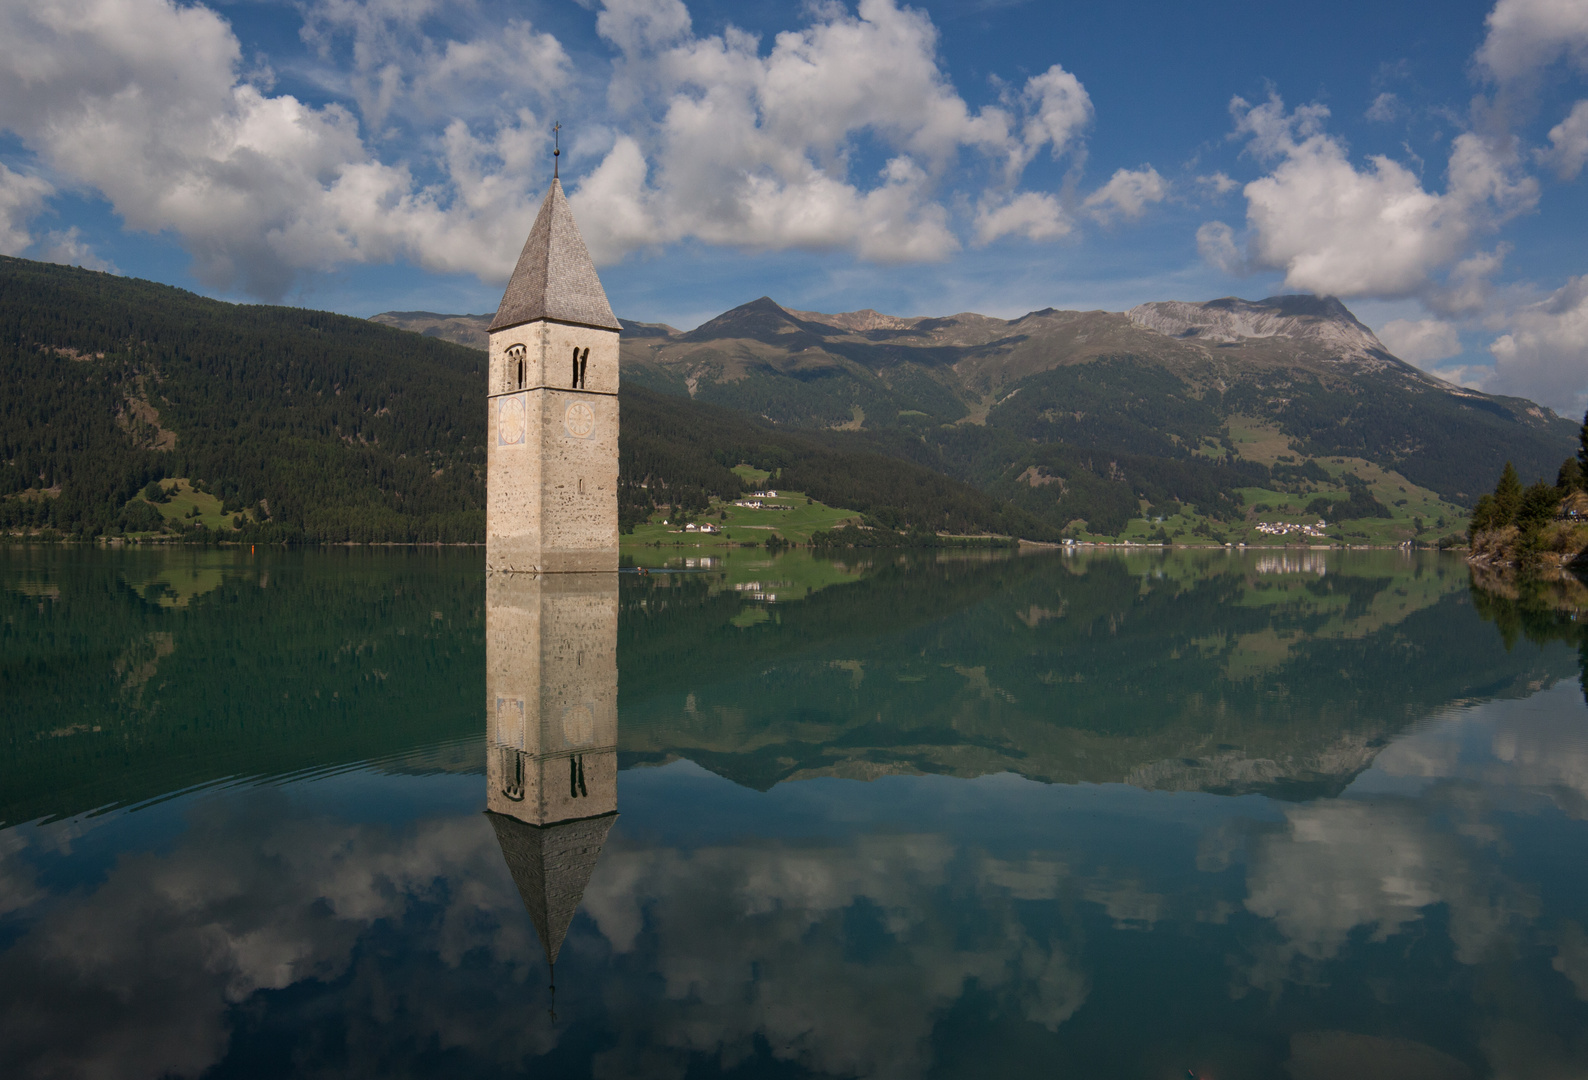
1126,294,1387,360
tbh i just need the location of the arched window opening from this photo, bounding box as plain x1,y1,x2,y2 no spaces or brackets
506,343,527,390
500,747,526,801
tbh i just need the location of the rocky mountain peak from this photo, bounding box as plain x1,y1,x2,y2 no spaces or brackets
1125,295,1387,358
784,306,916,333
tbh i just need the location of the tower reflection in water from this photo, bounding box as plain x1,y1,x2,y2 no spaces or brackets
484,572,618,1013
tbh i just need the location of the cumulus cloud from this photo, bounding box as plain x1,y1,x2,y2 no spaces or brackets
577,0,1095,265
1196,171,1239,196
0,0,566,297
35,227,119,273
0,164,52,255
1202,94,1537,307
300,0,571,132
1541,99,1588,178
1378,318,1463,364
1017,63,1094,169
973,191,1072,244
1487,275,1588,411
1475,0,1588,85
1366,91,1401,123
1195,220,1245,275
0,0,1110,296
1081,166,1167,224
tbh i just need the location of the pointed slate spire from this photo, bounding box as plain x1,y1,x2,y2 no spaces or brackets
490,179,621,334
487,810,617,966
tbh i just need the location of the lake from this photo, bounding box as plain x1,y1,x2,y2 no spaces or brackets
2,546,1586,1079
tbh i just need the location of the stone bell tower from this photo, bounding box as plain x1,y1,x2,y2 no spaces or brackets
486,177,621,573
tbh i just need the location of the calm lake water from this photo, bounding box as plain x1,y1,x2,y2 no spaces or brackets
3,546,1587,1079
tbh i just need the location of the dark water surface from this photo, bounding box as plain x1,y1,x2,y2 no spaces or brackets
3,547,1587,1079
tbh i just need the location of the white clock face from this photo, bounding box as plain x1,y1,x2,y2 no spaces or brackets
497,395,526,445
564,400,596,439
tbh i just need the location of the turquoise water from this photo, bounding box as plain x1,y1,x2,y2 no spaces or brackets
2,547,1586,1078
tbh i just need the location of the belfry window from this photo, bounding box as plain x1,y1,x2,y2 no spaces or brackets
500,747,526,801
571,346,588,389
507,343,527,390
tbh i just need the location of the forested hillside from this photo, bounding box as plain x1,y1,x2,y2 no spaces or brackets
1,256,485,541
0,257,1048,543
606,294,1576,513
620,385,1056,538
384,295,1577,542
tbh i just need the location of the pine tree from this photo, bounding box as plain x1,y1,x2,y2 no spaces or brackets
1494,462,1523,527
1518,480,1559,531
1557,457,1583,492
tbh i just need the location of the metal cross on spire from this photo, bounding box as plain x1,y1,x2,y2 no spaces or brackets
553,121,561,180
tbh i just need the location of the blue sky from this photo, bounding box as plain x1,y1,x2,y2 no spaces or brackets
2,0,1586,410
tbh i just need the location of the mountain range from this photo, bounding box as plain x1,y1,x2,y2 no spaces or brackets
377,292,1576,540
0,251,1572,545
0,256,1025,541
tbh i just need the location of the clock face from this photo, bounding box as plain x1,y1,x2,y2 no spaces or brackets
497,395,526,445
564,400,596,439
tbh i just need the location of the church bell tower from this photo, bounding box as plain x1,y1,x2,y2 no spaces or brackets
486,176,621,573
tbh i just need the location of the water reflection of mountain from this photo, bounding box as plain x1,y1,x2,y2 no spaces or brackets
619,550,1579,798
4,548,1581,826
0,548,485,826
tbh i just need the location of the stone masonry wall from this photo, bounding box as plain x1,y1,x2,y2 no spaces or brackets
487,319,619,573
485,572,618,825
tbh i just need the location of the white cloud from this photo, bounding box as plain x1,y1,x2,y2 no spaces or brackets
36,227,119,273
0,163,51,255
1476,0,1588,85
301,0,571,131
1366,91,1401,123
595,0,692,55
1018,63,1094,168
1487,275,1588,411
1434,245,1509,315
1195,172,1239,196
0,0,1104,297
0,0,563,298
973,191,1071,244
1203,94,1537,305
1082,166,1166,223
1377,318,1462,364
580,0,1091,265
1195,220,1245,275
1541,99,1588,178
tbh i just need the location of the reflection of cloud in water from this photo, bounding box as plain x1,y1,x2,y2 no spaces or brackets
3,679,1587,1079
1374,683,1588,817
0,794,550,1080
1236,684,1588,1078
0,793,1091,1080
583,834,1088,1079
1244,800,1530,971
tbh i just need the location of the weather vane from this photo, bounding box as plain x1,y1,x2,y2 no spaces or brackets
553,121,560,180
